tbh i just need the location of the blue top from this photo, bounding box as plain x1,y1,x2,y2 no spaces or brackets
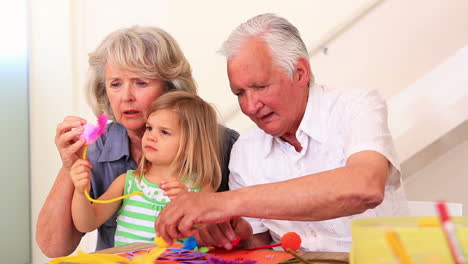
86,122,239,250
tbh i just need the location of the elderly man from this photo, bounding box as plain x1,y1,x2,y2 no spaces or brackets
156,13,408,252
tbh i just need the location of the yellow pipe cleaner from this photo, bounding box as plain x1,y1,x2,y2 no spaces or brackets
49,237,172,263
49,250,131,264
82,145,142,204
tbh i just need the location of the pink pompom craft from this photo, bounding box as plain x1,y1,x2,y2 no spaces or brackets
80,113,108,145
79,113,142,204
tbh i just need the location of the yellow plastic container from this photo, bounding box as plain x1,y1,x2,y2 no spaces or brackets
350,217,468,263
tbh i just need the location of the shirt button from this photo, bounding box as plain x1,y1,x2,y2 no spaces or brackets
310,231,317,237
295,163,301,169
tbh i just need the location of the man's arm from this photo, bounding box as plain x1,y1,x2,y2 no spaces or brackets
36,167,83,257
231,150,387,221
156,150,387,241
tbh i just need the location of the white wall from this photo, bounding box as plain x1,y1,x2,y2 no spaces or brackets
29,0,468,263
405,137,468,216
30,1,74,263
311,0,468,99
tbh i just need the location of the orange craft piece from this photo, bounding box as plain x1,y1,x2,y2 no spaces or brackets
281,232,302,252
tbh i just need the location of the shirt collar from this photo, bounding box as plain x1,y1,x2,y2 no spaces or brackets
299,84,326,144
262,84,326,157
98,122,131,163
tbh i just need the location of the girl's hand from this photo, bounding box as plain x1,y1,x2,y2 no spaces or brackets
70,159,93,193
55,116,87,170
160,180,189,200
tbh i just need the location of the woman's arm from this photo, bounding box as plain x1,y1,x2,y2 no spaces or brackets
36,116,87,257
36,167,84,257
72,173,125,232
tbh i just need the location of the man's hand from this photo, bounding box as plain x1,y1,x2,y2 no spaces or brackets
194,222,237,250
155,191,235,244
194,217,253,250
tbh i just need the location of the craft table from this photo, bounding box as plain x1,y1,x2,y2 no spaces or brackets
94,243,349,264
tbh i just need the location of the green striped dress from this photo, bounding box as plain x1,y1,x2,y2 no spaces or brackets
114,170,199,246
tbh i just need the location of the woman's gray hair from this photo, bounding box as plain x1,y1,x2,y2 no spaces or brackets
219,13,314,85
86,26,197,119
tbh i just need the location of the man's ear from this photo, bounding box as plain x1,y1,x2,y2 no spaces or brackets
293,57,311,87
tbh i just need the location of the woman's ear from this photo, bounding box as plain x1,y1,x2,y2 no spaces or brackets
293,57,311,87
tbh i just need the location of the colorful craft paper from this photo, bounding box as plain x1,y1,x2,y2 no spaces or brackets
51,244,294,264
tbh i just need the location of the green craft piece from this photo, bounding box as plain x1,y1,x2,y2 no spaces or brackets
199,247,210,253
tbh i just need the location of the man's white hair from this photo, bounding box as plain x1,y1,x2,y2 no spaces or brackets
219,13,313,84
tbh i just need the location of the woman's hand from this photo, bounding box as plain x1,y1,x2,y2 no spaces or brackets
160,180,189,200
55,116,87,170
70,159,93,194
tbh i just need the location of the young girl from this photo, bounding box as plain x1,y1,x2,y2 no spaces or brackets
70,91,223,246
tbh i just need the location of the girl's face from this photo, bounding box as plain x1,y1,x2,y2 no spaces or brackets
105,62,165,135
142,109,181,167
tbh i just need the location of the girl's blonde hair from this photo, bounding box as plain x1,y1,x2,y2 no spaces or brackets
134,91,221,190
86,26,197,120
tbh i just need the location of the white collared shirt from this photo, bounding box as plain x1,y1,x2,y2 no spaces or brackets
229,84,408,252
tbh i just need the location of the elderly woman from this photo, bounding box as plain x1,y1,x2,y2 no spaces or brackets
36,26,239,257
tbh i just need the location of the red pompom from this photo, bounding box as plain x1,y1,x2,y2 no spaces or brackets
281,232,301,252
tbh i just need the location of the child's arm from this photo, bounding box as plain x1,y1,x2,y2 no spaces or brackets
70,159,125,232
160,179,189,200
